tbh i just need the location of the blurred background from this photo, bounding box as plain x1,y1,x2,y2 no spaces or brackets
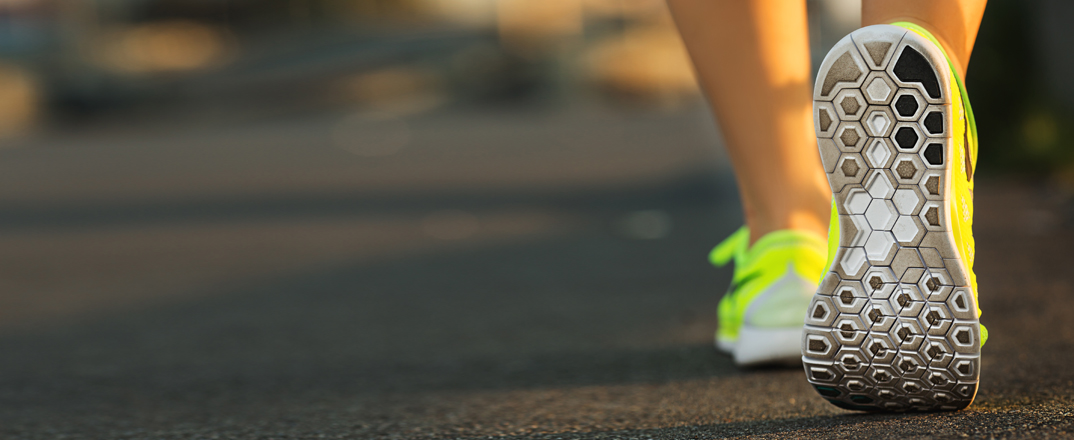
0,0,1070,171
0,0,877,331
0,0,710,134
0,0,1072,437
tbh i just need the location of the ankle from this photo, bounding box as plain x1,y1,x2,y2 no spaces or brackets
745,196,831,244
747,211,829,245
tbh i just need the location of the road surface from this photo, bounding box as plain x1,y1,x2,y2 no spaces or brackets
0,104,1071,439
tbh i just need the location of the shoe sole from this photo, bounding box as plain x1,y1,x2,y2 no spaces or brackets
803,25,981,412
735,325,803,366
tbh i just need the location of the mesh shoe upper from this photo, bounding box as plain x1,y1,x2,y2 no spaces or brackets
711,227,827,344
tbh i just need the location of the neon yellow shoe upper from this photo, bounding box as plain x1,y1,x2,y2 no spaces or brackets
823,22,987,346
711,227,827,346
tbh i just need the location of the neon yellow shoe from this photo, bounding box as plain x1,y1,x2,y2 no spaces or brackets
711,227,826,366
804,23,985,411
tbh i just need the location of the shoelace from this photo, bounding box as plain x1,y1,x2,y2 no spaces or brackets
710,226,749,268
711,226,771,297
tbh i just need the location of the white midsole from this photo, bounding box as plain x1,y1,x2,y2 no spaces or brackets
718,326,804,366
715,337,735,355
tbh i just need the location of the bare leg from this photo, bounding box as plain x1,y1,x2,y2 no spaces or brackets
666,0,830,244
863,0,988,78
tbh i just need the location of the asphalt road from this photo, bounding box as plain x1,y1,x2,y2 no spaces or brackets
0,104,1072,439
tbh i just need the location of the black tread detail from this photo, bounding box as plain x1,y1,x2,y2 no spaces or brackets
924,143,944,165
924,111,943,134
895,127,918,149
895,95,919,117
893,46,941,99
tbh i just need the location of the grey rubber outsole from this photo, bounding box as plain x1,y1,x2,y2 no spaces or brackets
803,25,982,412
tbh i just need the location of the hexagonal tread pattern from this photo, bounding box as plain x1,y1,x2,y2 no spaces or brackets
807,24,979,413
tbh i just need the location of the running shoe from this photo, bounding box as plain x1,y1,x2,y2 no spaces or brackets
712,226,827,366
804,23,986,411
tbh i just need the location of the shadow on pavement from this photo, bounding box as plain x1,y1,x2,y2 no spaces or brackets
0,171,730,231
4,177,1074,439
0,170,751,436
461,412,912,439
